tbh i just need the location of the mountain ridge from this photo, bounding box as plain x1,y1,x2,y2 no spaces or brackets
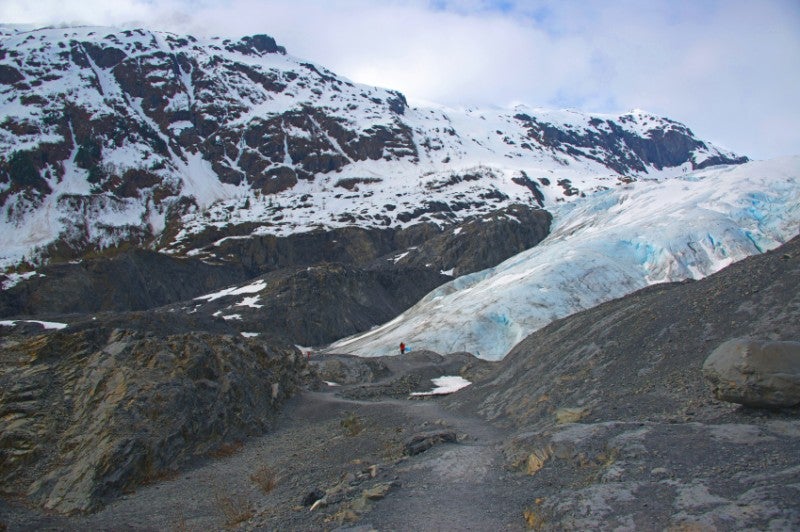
0,25,745,270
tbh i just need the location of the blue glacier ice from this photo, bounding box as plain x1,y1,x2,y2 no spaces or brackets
328,157,800,360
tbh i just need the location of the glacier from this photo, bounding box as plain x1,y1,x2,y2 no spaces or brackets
327,157,800,360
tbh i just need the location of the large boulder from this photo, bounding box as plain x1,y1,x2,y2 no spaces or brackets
702,338,800,408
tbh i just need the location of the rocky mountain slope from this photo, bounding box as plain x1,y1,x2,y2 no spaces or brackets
0,25,744,271
443,235,800,530
0,248,248,315
0,204,551,345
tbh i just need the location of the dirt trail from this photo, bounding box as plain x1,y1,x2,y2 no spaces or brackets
2,383,527,531
365,399,525,531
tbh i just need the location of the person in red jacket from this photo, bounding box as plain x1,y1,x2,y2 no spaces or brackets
400,342,406,354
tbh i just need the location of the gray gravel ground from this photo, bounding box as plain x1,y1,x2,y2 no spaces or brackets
1,383,531,531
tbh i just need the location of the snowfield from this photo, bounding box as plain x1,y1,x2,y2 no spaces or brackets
327,157,800,360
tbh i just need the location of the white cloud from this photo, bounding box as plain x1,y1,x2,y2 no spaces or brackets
1,0,798,159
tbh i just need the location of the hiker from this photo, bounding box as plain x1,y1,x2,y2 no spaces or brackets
400,342,406,355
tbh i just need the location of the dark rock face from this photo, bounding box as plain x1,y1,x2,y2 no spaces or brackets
302,489,326,507
207,224,409,274
0,326,310,514
82,42,127,68
694,153,750,169
404,430,458,456
225,34,287,55
200,203,551,278
511,172,545,207
1,204,550,348
159,204,550,345
0,64,24,84
0,249,248,317
186,264,450,346
514,112,748,174
385,204,552,278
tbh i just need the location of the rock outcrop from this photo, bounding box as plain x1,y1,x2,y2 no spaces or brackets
513,112,748,175
380,204,551,278
184,264,450,346
404,430,458,456
314,350,495,399
0,249,248,317
702,338,800,407
184,203,551,277
0,326,310,514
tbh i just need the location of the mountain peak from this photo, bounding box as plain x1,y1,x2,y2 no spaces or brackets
0,25,747,270
224,34,286,56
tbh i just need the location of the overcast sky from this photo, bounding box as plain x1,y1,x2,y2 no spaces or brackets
2,0,799,160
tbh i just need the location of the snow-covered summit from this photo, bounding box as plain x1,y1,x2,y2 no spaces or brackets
0,25,746,269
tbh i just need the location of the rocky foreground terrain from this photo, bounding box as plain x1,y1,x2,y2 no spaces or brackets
1,237,797,531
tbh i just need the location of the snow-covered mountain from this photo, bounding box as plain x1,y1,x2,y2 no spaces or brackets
0,25,745,270
328,157,800,360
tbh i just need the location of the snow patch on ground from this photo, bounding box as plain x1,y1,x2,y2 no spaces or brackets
1,271,41,290
390,251,410,263
411,375,472,396
0,319,68,330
